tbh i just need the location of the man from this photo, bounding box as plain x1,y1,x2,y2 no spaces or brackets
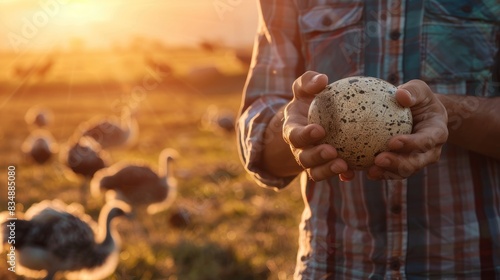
237,1,500,279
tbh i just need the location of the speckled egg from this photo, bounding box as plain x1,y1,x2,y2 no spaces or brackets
308,76,413,170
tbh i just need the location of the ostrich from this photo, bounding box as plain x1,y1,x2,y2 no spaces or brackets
1,199,131,280
25,105,54,128
60,136,110,204
74,106,138,150
144,55,173,77
13,63,35,80
199,41,215,52
22,129,59,165
22,129,59,179
232,48,253,68
35,56,55,80
91,148,178,215
200,105,236,134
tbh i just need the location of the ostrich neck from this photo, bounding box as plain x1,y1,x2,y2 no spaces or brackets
76,211,121,269
159,157,172,179
120,110,134,132
97,212,119,253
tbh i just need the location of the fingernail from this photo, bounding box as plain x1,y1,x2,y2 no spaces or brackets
311,74,322,83
310,127,322,138
330,163,345,174
391,140,404,150
320,149,334,160
331,165,340,174
339,174,349,182
400,88,415,103
339,172,354,182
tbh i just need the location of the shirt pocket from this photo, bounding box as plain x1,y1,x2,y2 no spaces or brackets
421,0,500,82
425,0,500,23
297,2,365,82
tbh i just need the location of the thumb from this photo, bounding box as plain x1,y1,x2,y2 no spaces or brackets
292,71,328,100
396,79,433,108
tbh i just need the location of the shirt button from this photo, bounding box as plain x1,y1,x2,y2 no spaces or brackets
390,258,401,271
461,5,472,13
390,30,401,40
390,204,402,214
321,15,333,26
388,73,399,85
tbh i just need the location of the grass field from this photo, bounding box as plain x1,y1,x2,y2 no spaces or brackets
0,47,303,280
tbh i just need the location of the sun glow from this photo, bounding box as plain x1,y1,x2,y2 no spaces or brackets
0,0,258,52
0,0,122,52
51,1,116,26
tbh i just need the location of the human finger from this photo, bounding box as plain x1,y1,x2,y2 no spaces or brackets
396,81,448,123
307,158,350,181
339,170,356,182
395,80,433,108
387,125,447,153
296,144,338,169
284,123,326,149
292,71,328,101
372,148,441,178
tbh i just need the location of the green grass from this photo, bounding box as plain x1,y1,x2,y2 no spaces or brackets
0,48,303,280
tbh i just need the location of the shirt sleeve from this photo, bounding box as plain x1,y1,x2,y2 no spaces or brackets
236,0,304,190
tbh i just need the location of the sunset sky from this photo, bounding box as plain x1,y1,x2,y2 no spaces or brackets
0,0,259,52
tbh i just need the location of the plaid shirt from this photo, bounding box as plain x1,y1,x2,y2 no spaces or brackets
237,0,500,279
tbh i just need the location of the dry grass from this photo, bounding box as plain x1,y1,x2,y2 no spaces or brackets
0,48,303,280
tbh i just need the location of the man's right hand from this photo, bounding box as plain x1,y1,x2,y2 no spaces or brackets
283,71,354,181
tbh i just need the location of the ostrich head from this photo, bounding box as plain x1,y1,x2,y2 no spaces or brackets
104,105,138,148
25,105,53,127
158,148,179,179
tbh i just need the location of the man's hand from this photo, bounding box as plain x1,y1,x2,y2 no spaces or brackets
283,71,354,181
367,79,449,180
